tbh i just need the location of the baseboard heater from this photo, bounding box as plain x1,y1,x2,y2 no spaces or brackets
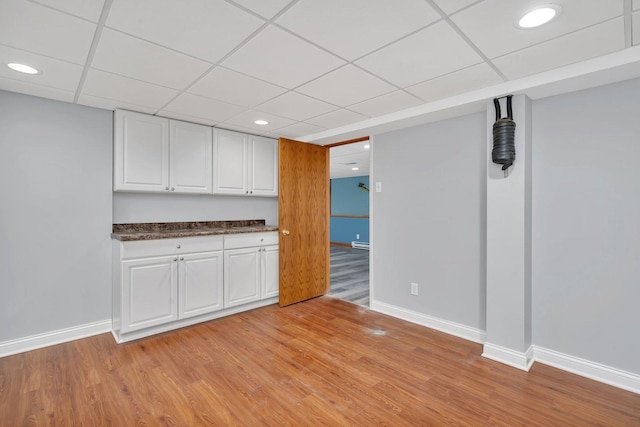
351,241,370,250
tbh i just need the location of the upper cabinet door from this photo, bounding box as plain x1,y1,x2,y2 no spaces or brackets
249,136,278,197
212,129,247,195
114,110,169,192
170,120,213,194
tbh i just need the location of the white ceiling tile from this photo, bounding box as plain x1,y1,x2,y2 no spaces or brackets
189,67,286,107
259,131,283,139
31,0,105,22
275,122,325,139
222,25,345,88
0,0,96,64
348,90,423,117
231,0,294,19
0,45,83,91
77,94,158,114
451,0,623,59
216,123,262,135
107,0,264,63
306,109,368,129
0,77,75,103
634,12,640,45
356,21,483,87
296,65,396,107
432,0,478,15
82,69,179,109
276,0,439,60
493,18,624,80
256,91,337,121
407,63,503,101
162,93,247,123
222,109,295,132
91,28,211,90
157,111,217,126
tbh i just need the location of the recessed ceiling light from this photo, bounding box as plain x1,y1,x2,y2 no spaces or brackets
364,143,370,149
254,119,269,126
352,167,359,171
7,62,39,74
516,5,560,29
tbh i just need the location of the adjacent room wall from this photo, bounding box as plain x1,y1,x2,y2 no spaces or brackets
330,175,369,245
532,77,640,374
0,90,113,342
372,112,487,330
113,193,278,225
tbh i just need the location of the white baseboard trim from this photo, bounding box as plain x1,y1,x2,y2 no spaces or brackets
482,343,534,371
533,346,640,395
0,319,112,358
369,300,486,344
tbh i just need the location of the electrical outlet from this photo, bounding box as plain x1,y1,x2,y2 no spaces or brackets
356,234,360,240
411,282,419,296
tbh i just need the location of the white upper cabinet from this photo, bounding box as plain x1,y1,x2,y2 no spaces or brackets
213,129,278,197
212,129,247,194
114,110,169,192
114,110,212,194
249,136,278,197
170,120,213,194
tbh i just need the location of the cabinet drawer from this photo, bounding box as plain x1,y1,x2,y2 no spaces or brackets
119,235,224,259
224,232,278,250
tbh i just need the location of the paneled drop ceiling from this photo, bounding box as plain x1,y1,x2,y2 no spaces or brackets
0,0,636,143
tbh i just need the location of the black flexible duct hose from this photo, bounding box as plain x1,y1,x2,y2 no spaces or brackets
492,95,516,173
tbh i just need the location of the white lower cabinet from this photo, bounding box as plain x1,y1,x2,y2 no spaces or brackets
224,248,260,308
121,255,178,333
113,232,278,343
178,251,223,319
223,232,279,308
262,245,279,299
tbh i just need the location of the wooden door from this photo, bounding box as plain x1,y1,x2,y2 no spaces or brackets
278,138,329,306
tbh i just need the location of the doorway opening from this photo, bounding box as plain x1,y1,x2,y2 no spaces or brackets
327,137,371,307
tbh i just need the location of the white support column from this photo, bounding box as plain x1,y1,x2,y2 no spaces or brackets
483,95,533,371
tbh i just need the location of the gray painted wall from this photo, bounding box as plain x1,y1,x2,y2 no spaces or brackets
532,78,640,374
113,192,278,225
485,95,533,352
0,90,112,342
372,112,487,329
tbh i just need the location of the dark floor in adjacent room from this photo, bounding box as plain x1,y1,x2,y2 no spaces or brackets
329,245,369,306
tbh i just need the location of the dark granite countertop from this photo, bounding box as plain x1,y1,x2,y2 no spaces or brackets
112,220,278,241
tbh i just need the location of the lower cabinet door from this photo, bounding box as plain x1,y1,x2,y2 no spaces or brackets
121,256,178,333
178,251,223,319
262,245,279,299
224,248,260,308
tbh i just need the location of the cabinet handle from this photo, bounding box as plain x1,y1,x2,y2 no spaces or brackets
250,190,253,194
177,245,181,249
171,187,175,191
165,187,169,191
173,257,178,261
180,257,184,261
245,190,249,194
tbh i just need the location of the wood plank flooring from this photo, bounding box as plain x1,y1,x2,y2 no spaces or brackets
329,245,369,306
1,297,639,426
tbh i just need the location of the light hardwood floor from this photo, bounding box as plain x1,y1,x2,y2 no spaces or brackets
1,297,639,425
329,245,369,306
